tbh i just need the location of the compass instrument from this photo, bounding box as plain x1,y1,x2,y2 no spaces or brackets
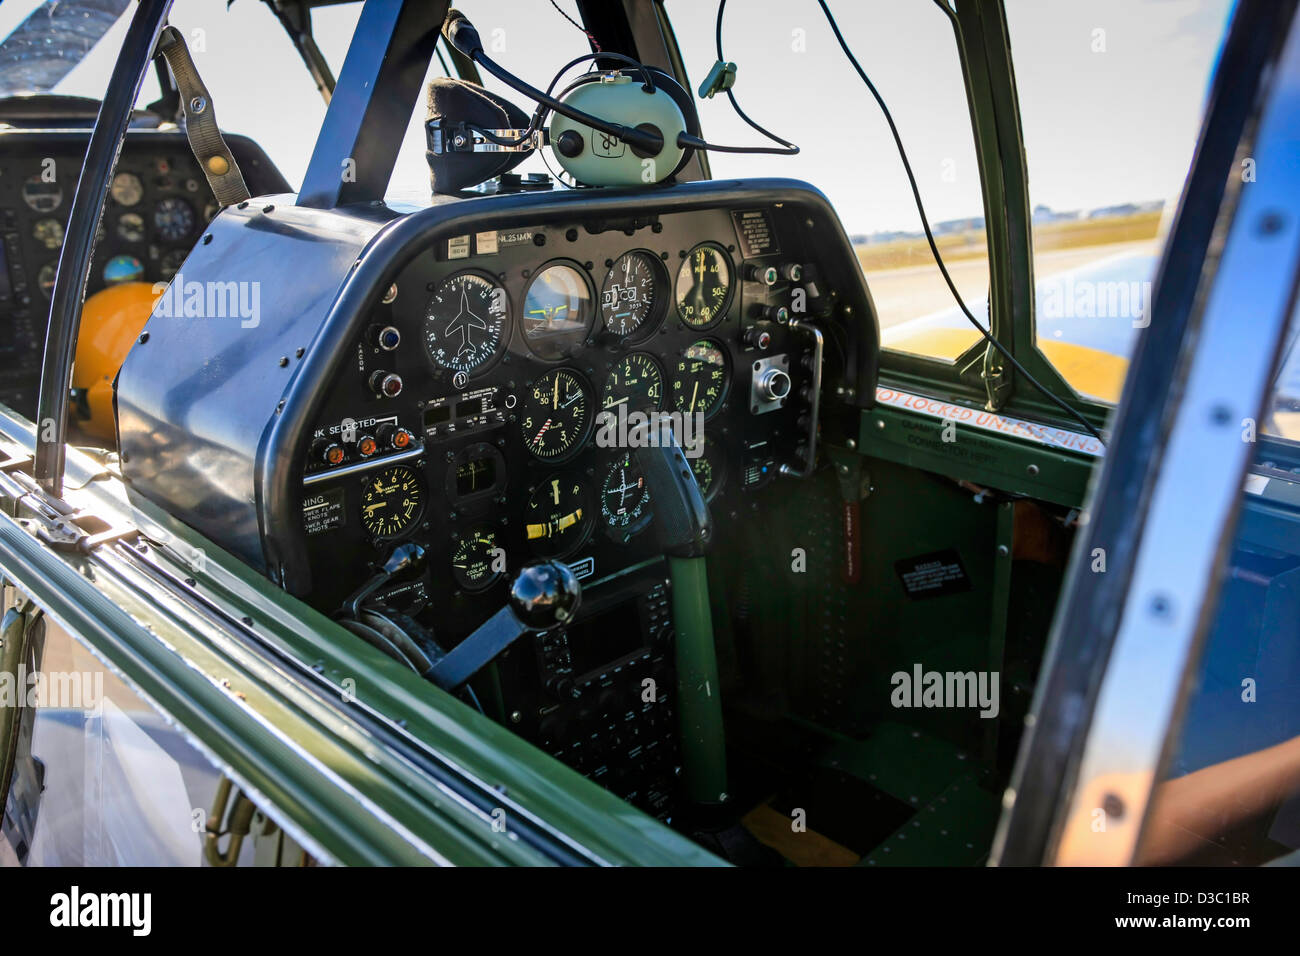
423,271,509,375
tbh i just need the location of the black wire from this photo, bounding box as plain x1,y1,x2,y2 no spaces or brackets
549,0,601,52
713,0,800,155
808,0,1105,444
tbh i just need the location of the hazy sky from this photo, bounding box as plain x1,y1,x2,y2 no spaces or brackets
3,0,1233,234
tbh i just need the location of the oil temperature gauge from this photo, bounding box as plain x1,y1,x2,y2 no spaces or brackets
452,526,503,591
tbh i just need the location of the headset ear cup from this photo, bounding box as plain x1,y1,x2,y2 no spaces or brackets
642,67,700,180
425,77,534,193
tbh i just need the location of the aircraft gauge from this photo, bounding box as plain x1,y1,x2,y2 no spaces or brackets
601,251,663,337
676,243,732,328
451,526,503,591
519,368,591,460
524,474,593,557
360,465,424,539
423,271,508,375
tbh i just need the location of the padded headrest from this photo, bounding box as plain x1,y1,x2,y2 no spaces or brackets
425,77,533,194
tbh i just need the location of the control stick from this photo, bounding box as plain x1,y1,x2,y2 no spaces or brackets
426,559,581,692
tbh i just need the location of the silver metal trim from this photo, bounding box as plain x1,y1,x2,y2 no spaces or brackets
1050,19,1300,866
780,320,823,478
302,444,424,486
428,125,546,155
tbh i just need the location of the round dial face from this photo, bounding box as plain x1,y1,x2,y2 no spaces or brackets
523,262,593,360
452,526,503,591
111,172,144,207
601,353,664,417
600,452,653,538
689,435,724,502
22,176,62,214
423,271,508,375
525,474,593,558
102,254,144,285
159,249,187,280
676,244,732,328
153,197,195,242
520,368,591,460
32,218,63,250
116,212,146,243
601,251,661,337
37,263,56,298
670,339,729,419
359,465,424,539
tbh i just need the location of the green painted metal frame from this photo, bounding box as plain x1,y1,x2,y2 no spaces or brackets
876,0,1111,436
0,412,722,865
670,555,727,804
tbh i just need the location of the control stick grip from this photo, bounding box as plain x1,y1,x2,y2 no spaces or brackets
632,415,712,558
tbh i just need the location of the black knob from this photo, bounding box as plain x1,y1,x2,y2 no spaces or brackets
369,370,403,398
780,263,804,282
555,129,584,158
509,559,582,630
370,325,401,351
743,322,774,350
746,264,778,286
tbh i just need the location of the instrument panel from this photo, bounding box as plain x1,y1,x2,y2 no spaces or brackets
299,204,826,637
0,129,287,417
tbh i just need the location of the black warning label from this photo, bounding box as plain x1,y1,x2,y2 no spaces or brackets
894,549,972,600
303,487,345,535
731,209,780,258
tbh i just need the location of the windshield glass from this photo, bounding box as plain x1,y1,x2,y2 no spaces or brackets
0,0,134,98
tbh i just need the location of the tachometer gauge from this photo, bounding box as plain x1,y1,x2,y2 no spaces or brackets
423,271,508,376
110,172,144,207
153,197,195,242
670,339,729,419
601,251,663,337
359,465,424,539
116,212,146,243
523,262,593,360
32,218,63,250
601,352,664,417
600,451,652,538
451,526,503,591
519,368,591,460
676,243,732,328
22,176,62,214
688,435,725,502
525,474,593,557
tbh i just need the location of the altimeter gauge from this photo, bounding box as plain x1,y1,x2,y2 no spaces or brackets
601,250,663,337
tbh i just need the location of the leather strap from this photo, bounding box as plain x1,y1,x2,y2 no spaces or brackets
154,26,251,207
